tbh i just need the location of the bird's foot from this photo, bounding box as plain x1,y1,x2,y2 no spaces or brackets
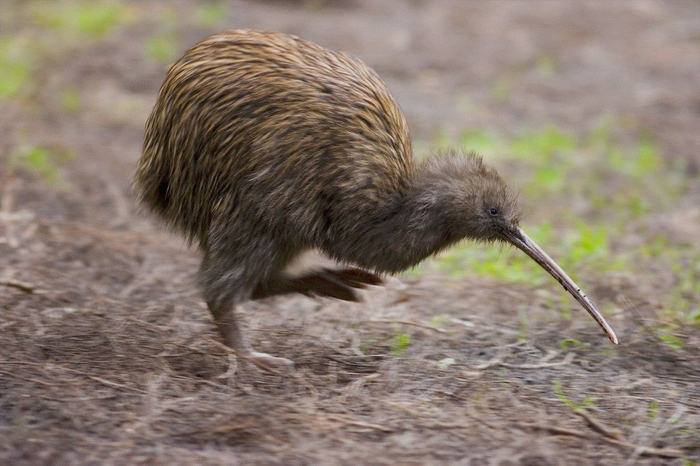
245,351,295,371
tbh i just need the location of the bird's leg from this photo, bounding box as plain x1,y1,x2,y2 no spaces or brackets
199,226,295,370
206,298,294,370
252,267,382,302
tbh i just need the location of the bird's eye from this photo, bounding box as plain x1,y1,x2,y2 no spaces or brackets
489,207,499,216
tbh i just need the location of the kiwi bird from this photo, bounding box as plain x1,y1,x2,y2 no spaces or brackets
135,29,618,369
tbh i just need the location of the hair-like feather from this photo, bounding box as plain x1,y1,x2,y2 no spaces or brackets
135,30,520,276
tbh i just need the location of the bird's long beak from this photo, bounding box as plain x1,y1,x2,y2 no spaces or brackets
501,228,618,344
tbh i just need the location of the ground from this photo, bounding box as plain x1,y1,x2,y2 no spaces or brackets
1,1,699,465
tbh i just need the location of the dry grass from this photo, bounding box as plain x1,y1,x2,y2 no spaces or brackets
1,219,698,465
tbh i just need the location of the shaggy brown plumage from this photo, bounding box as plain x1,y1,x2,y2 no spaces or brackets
135,29,615,368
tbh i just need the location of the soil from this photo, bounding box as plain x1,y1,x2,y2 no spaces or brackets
1,1,699,465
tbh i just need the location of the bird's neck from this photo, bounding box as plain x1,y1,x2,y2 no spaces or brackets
330,158,468,273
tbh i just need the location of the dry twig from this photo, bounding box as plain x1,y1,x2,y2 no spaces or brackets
0,279,36,293
366,319,447,333
574,408,623,440
87,376,149,394
324,413,393,433
500,352,576,369
519,422,684,458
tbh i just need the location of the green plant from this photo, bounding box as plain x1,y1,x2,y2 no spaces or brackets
657,332,684,350
0,38,30,98
359,337,376,355
553,379,596,410
9,144,74,187
559,338,582,350
429,314,449,327
457,129,503,158
390,332,411,356
510,124,575,162
32,1,126,38
648,400,659,421
529,163,567,192
194,3,227,27
145,35,179,64
566,220,613,269
608,133,661,178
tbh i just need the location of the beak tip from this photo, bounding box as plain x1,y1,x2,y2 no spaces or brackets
510,228,621,346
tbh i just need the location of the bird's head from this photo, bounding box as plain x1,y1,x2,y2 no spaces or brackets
415,150,521,241
417,150,618,344
459,158,522,242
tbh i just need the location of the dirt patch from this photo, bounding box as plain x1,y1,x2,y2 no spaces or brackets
1,1,699,465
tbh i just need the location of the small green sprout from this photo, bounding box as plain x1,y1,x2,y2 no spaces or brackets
390,332,411,356
9,144,74,187
658,333,684,350
648,400,659,421
429,314,449,327
553,379,596,410
559,338,582,350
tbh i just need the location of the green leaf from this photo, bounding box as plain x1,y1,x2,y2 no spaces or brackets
391,332,411,356
635,136,661,175
559,338,581,350
648,400,659,421
553,379,575,408
658,334,684,350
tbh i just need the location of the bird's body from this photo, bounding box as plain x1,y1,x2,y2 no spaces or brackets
139,30,412,255
136,30,617,368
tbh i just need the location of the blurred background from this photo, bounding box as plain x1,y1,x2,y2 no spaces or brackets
0,1,698,464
